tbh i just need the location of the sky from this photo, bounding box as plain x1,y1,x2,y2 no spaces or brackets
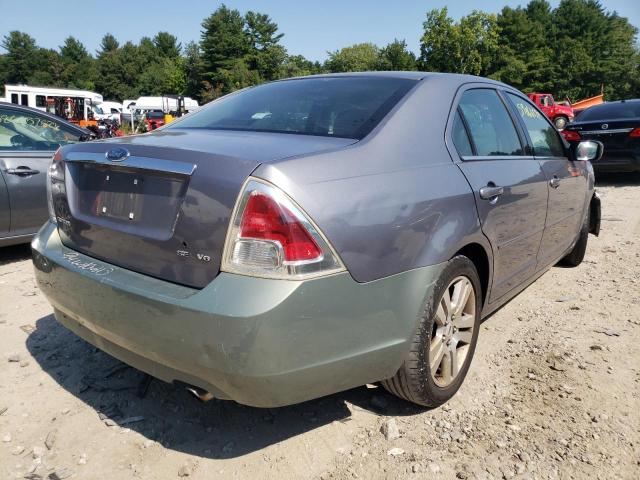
1,0,639,62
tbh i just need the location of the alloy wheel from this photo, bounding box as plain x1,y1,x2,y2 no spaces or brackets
429,276,476,387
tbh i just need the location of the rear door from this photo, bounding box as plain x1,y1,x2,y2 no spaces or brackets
505,92,588,268
0,106,82,235
449,87,549,302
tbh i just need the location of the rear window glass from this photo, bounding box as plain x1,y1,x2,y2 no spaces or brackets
458,89,524,156
579,102,640,121
169,77,417,139
452,110,473,156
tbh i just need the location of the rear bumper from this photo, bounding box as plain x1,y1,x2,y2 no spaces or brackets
32,222,443,407
593,151,640,172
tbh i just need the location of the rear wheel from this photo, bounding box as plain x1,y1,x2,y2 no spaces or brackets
381,256,481,407
554,116,568,130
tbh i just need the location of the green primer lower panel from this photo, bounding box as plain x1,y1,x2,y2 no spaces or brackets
32,222,444,407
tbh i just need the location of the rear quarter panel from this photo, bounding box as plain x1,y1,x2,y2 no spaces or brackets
255,75,492,283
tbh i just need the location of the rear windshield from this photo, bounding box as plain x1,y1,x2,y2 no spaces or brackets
168,76,417,139
578,102,640,121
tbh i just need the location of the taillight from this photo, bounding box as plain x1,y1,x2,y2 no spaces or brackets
562,130,581,142
221,178,345,280
47,148,64,224
629,127,640,138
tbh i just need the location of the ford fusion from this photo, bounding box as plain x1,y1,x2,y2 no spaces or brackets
32,73,603,408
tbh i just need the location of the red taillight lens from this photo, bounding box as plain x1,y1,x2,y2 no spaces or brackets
562,130,581,142
629,127,640,138
240,192,322,262
222,178,345,280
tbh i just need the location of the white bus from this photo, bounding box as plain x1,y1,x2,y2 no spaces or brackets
3,84,103,127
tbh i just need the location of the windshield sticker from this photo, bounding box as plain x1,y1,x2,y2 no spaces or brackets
0,114,61,131
515,102,542,120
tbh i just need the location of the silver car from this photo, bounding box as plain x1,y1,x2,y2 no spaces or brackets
32,73,602,407
0,102,88,246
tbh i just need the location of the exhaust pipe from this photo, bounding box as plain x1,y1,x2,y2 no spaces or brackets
185,385,215,403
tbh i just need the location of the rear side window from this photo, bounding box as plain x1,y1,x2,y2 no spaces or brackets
578,102,640,121
169,77,417,140
451,110,473,156
507,93,564,157
36,95,47,107
458,89,523,156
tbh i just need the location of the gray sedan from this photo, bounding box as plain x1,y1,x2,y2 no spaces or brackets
32,73,602,407
0,102,88,246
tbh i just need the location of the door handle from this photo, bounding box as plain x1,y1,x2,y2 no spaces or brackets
5,167,40,177
479,185,505,200
549,176,561,189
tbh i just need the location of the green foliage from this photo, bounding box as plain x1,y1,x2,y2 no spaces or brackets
0,1,638,104
60,37,96,90
417,0,640,100
200,4,251,96
326,43,380,72
279,55,323,78
551,0,639,100
183,41,203,99
97,33,119,56
1,31,39,84
378,39,417,71
325,40,417,72
419,8,500,76
154,32,181,58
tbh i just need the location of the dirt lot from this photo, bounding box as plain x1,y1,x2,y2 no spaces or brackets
1,176,639,480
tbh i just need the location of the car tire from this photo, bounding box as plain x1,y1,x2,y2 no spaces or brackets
559,212,589,267
554,116,568,130
381,255,481,407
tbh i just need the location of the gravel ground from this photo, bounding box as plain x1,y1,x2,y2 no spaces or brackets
0,176,639,480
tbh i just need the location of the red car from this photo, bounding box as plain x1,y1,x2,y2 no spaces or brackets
145,111,166,130
527,93,574,130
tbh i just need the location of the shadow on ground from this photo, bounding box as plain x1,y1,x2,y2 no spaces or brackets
26,314,425,459
0,243,31,266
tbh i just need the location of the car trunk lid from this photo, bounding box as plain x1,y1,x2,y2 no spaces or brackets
567,118,639,151
55,130,356,288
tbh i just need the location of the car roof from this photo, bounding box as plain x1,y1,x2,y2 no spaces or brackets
273,71,515,89
287,71,429,80
596,99,640,105
0,101,90,134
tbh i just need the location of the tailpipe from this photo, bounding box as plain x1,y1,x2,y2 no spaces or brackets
185,385,215,403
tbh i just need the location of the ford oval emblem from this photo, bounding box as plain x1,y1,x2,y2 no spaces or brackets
106,147,129,162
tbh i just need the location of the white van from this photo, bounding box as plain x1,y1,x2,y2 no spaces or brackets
93,101,123,122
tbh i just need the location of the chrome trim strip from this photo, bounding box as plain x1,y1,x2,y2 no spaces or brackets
579,128,633,135
65,152,196,175
460,155,534,162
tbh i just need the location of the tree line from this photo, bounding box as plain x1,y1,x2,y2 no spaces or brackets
1,0,638,104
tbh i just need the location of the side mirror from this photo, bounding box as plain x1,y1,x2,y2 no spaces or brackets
572,140,603,162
